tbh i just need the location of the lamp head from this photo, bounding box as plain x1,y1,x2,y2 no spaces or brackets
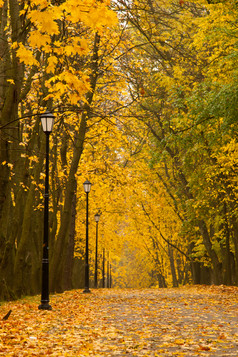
40,111,55,133
94,213,100,222
83,180,92,193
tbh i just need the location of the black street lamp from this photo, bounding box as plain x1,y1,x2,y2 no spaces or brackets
94,213,100,288
83,179,92,293
38,110,55,310
109,263,112,288
107,254,110,288
102,247,105,288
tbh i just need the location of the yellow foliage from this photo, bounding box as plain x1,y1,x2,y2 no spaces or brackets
28,9,60,35
7,79,15,85
16,43,39,67
46,56,58,74
28,31,51,48
30,0,48,8
10,0,238,289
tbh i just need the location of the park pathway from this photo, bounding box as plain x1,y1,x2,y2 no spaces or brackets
0,285,238,356
87,287,238,356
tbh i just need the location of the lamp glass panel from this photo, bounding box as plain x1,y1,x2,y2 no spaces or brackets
41,111,55,133
83,180,92,193
95,213,100,222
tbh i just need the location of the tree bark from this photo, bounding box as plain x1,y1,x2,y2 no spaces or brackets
168,243,178,287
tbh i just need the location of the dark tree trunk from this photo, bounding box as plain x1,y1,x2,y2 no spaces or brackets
168,243,178,287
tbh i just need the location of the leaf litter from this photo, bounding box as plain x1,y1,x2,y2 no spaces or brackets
0,285,237,356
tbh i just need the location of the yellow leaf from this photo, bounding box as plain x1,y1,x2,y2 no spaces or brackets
46,56,58,74
7,79,15,85
28,31,51,48
7,163,13,169
29,9,59,35
16,43,39,67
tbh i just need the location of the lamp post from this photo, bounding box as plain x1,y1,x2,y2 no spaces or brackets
83,180,92,293
94,213,100,288
102,247,105,288
38,110,55,310
107,254,110,288
109,263,112,288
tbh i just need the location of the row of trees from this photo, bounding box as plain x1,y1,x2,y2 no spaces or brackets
0,0,122,299
1,0,238,300
113,0,238,287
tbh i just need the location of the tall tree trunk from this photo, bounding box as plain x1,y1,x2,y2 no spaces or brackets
198,220,222,284
50,33,101,292
231,217,238,285
0,0,11,221
168,243,178,287
63,186,77,291
0,0,25,299
224,208,232,285
13,138,45,297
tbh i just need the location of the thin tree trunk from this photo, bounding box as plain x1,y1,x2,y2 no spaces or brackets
168,243,178,287
63,186,77,291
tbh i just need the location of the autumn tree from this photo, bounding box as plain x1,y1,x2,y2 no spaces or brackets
0,0,118,299
2,0,238,300
112,0,238,286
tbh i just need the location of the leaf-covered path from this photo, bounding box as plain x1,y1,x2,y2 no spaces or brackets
0,286,238,356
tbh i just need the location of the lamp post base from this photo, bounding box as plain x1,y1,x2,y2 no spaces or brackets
83,288,91,294
38,303,52,310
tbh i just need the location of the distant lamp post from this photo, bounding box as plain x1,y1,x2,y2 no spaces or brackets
83,180,92,293
38,110,55,310
107,253,110,288
102,247,105,288
94,213,100,288
109,263,112,288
